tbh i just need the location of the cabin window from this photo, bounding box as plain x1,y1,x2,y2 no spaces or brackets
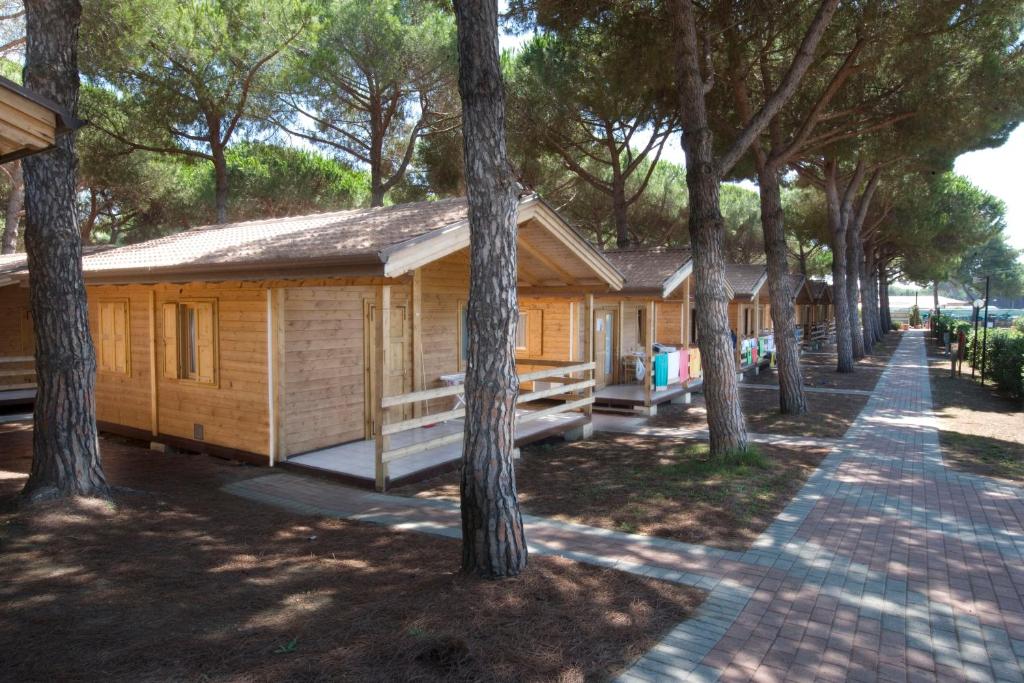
690,307,698,344
161,299,217,384
515,312,528,350
97,299,130,375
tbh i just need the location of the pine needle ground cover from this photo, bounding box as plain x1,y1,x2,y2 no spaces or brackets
927,343,1024,484
0,423,702,682
400,435,829,551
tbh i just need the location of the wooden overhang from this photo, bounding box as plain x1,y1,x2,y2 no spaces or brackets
0,76,84,164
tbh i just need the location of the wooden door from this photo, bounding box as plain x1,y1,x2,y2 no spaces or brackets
364,300,412,437
594,309,616,389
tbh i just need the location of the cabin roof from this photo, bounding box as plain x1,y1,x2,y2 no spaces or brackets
72,194,623,289
725,263,768,300
0,76,85,164
601,248,693,298
807,279,831,302
789,273,809,301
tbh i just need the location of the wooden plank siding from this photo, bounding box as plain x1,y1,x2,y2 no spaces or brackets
0,284,33,358
89,285,152,432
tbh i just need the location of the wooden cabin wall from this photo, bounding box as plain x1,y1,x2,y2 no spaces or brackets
619,301,645,354
655,301,684,346
0,284,32,357
152,282,270,456
88,285,153,432
420,252,469,413
516,295,575,362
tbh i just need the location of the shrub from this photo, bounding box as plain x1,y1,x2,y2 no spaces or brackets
965,327,1024,399
1015,317,1024,334
909,305,922,327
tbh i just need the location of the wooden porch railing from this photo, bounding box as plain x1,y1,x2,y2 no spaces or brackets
0,355,35,392
373,359,595,490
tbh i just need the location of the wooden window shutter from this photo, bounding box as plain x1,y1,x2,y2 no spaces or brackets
162,302,179,379
113,302,129,374
195,302,216,384
98,303,115,372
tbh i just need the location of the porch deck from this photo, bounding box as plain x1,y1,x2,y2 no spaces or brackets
284,410,586,489
0,388,34,408
593,381,690,409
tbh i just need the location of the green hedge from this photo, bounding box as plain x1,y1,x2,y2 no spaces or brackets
932,314,972,341
964,327,1024,399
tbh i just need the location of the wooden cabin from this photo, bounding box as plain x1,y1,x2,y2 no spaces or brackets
0,75,84,164
725,264,771,370
6,196,624,490
0,254,34,407
518,248,701,415
805,279,836,349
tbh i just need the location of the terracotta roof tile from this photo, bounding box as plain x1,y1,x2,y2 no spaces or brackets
81,197,471,274
601,248,691,293
724,264,767,298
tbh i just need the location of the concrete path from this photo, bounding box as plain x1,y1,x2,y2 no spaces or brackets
225,331,1024,682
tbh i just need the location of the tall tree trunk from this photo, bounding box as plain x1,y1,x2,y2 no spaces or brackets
932,281,940,316
845,223,865,359
612,175,630,248
825,160,854,373
879,261,891,332
1,160,23,254
212,145,228,224
21,0,108,501
758,166,806,414
862,247,880,346
453,0,527,579
671,0,748,454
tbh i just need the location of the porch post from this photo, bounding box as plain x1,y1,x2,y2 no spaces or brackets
583,293,594,420
683,275,691,346
644,299,654,410
411,268,423,418
616,300,625,384
268,288,286,464
374,285,391,491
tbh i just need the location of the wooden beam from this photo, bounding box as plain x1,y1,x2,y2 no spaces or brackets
269,288,286,463
374,285,391,491
518,237,578,285
148,290,158,437
644,300,654,407
411,268,424,417
617,300,625,384
683,275,691,345
583,293,594,418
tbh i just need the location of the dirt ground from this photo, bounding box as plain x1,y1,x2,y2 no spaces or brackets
746,331,901,393
926,341,1024,484
0,421,703,682
650,389,868,439
398,434,830,550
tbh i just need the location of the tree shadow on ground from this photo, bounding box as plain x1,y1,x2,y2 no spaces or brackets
0,424,702,682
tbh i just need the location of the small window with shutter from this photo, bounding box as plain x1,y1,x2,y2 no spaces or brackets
97,299,130,375
161,299,218,385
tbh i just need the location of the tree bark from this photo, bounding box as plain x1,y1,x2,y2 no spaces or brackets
861,246,881,346
825,159,854,373
21,0,108,501
611,175,630,248
879,260,892,332
453,0,527,579
846,222,865,359
932,281,940,316
671,0,748,454
758,166,806,414
1,160,23,254
212,144,228,224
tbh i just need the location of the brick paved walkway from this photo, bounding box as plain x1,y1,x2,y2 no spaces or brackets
225,332,1024,682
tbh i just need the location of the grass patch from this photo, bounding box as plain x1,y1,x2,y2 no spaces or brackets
664,443,769,478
